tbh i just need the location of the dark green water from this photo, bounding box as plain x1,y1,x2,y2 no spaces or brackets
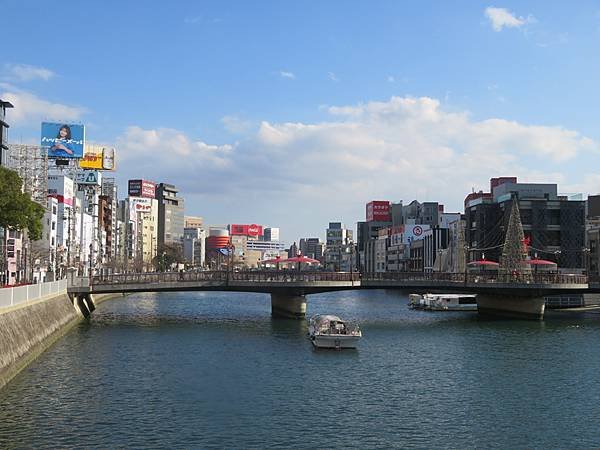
1,290,600,449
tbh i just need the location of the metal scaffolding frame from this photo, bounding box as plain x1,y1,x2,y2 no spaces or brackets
6,144,49,206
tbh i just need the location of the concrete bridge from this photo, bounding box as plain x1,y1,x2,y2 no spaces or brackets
67,270,590,320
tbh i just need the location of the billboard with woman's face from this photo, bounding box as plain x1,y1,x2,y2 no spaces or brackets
41,122,85,159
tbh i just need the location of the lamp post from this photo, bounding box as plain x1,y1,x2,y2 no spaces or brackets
583,247,590,277
463,244,469,284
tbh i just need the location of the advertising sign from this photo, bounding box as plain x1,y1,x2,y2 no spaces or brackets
403,224,430,243
47,175,74,206
41,122,85,159
128,179,156,198
366,201,391,222
230,224,264,237
80,144,117,170
129,197,153,221
75,171,102,186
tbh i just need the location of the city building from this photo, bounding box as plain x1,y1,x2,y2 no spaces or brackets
185,216,203,229
0,98,13,166
299,238,325,261
325,222,353,271
465,177,586,270
263,227,280,242
101,177,119,259
156,183,185,249
183,227,206,267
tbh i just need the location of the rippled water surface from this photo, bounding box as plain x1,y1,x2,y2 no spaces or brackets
1,290,600,448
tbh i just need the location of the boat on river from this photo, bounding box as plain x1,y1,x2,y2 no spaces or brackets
308,315,362,349
408,293,477,311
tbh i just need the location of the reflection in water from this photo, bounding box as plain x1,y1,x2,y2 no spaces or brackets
1,290,600,448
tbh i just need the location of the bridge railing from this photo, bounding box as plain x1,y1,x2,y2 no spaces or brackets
90,270,587,287
91,270,361,285
362,272,588,285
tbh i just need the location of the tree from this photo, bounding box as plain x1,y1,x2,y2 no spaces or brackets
0,167,45,240
153,242,183,271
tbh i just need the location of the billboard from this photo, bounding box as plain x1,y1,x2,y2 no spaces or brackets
129,197,153,221
230,224,263,237
128,179,156,198
79,144,116,170
366,201,391,222
48,175,74,206
403,224,430,243
75,171,102,186
41,122,85,159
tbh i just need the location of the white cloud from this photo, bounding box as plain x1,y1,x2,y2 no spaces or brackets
279,71,295,79
221,115,254,134
328,72,339,82
0,87,87,124
3,64,55,82
485,6,534,32
112,96,597,240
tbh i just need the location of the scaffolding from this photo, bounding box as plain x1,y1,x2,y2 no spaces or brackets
6,144,49,206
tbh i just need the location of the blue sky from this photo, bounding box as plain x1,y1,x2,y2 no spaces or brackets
3,1,600,242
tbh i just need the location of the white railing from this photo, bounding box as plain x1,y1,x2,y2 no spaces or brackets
0,279,67,310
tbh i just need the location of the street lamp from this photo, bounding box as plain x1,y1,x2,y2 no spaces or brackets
583,247,591,276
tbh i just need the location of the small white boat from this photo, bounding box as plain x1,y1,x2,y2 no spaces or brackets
308,315,362,349
408,293,477,311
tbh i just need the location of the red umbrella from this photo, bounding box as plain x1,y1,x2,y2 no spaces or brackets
262,256,283,265
279,255,320,264
526,259,557,266
467,260,499,266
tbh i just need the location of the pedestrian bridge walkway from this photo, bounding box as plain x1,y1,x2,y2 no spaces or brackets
67,271,589,320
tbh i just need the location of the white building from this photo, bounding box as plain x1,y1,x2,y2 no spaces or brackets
184,227,206,266
264,227,280,242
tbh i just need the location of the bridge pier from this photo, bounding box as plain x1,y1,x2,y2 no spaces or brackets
72,293,95,319
271,292,307,319
476,293,545,320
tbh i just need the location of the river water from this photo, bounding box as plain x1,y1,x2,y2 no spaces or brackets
1,290,600,448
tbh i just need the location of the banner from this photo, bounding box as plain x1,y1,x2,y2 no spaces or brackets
41,122,85,159
80,144,116,170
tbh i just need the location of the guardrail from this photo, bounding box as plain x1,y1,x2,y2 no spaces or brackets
0,279,68,310
89,271,587,286
364,272,588,285
91,271,361,285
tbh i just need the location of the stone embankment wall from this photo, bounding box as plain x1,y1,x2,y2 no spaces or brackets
0,284,120,390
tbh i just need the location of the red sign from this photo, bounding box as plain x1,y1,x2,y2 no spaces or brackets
230,224,264,237
128,179,156,198
366,201,391,222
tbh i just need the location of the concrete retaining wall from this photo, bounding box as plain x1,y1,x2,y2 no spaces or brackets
0,292,81,390
0,291,123,390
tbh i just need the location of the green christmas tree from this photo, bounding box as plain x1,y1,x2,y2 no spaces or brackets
499,199,531,279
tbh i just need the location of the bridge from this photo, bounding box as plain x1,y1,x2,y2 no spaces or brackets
68,270,590,320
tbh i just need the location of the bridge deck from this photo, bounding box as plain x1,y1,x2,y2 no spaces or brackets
68,271,589,296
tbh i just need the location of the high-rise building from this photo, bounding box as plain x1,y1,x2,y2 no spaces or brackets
325,222,353,271
183,227,206,267
465,178,586,269
0,99,13,166
156,183,185,249
299,238,324,261
264,227,280,242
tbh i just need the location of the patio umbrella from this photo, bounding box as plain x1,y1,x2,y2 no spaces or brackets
467,260,500,273
525,258,557,266
526,258,557,273
467,260,500,266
